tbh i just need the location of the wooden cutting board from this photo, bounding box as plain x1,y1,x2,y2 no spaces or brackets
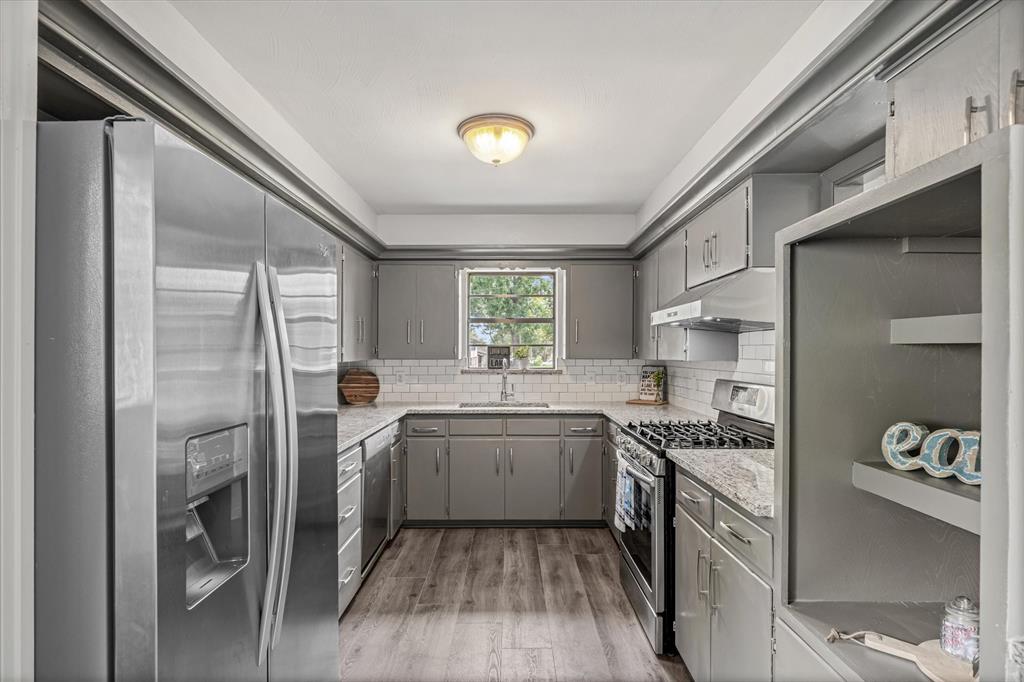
339,369,380,405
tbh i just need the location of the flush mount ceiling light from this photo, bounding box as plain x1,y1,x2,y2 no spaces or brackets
457,114,534,166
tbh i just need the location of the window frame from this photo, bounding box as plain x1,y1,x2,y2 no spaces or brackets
463,269,560,369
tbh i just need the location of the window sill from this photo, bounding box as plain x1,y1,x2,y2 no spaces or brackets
461,368,564,375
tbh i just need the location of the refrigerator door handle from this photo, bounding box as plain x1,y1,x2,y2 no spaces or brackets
254,263,288,667
267,265,300,650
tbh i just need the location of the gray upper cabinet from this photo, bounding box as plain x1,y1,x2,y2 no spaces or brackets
504,437,561,520
886,7,999,177
339,243,377,362
635,251,659,360
405,436,447,520
656,229,686,308
377,264,457,359
675,505,712,682
1001,0,1024,130
563,436,603,520
449,437,505,520
657,328,737,363
567,263,634,359
710,538,773,682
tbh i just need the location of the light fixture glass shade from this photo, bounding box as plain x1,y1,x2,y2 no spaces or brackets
458,114,534,166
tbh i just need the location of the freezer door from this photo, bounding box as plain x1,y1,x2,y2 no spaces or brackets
265,195,340,681
149,123,270,681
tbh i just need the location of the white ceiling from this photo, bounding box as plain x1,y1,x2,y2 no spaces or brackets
171,0,820,216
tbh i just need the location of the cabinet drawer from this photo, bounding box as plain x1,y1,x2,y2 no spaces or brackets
337,472,361,550
506,418,560,436
405,418,447,437
449,418,503,436
563,418,603,436
337,446,362,485
714,499,773,578
337,528,362,616
676,473,714,528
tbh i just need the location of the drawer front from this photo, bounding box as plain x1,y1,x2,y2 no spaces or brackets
337,472,362,549
405,418,447,437
506,418,560,436
337,446,362,485
449,418,503,436
337,528,362,616
676,472,714,528
563,417,603,436
714,498,773,578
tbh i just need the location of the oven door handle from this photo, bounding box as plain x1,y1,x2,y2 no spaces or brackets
624,463,655,490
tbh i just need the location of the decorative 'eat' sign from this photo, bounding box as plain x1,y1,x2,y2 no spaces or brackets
881,422,981,485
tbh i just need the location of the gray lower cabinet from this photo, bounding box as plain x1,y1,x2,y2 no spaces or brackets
377,263,457,359
563,436,603,520
406,436,447,520
449,437,505,520
675,505,711,682
710,537,773,682
773,617,844,682
389,436,405,538
602,432,617,531
567,263,634,359
504,437,560,520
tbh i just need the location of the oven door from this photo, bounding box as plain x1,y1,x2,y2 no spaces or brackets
618,451,665,612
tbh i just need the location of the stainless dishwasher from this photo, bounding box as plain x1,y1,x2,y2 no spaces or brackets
361,423,395,575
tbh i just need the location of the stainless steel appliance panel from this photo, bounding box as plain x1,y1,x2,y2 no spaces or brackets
361,428,391,571
151,124,268,681
618,450,666,613
265,194,339,681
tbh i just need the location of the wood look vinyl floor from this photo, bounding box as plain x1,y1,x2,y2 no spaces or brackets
339,528,691,682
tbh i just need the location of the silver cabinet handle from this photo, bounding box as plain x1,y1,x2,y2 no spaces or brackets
1010,69,1024,126
569,426,595,433
420,320,425,344
338,505,357,521
569,447,574,475
697,549,709,601
720,521,752,545
680,491,702,505
710,561,721,611
710,232,718,266
339,567,357,586
412,426,439,433
406,319,411,344
356,317,362,343
964,95,984,145
509,447,514,476
495,447,500,476
574,319,579,344
339,462,358,475
435,447,440,474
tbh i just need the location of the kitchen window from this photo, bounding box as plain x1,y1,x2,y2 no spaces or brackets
465,271,557,369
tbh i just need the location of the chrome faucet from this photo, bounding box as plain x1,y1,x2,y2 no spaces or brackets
500,358,516,402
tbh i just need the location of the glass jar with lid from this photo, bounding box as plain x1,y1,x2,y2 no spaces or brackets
940,595,979,661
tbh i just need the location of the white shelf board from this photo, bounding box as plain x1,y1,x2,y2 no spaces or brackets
852,461,980,534
890,313,981,345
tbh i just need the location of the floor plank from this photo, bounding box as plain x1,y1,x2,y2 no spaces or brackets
444,622,501,682
458,528,505,623
534,527,568,545
386,601,461,681
339,577,425,681
501,529,551,649
537,544,614,682
419,529,475,605
567,527,618,555
576,553,691,682
391,528,444,579
501,648,557,682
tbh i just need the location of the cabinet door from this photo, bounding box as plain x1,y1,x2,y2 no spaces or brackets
449,437,505,520
377,264,417,359
602,437,614,528
636,250,659,359
505,437,560,520
342,246,375,361
656,230,686,308
406,437,447,520
888,9,998,176
773,618,844,682
563,437,603,520
1000,0,1024,130
687,183,748,289
415,264,457,359
656,326,687,362
567,263,634,359
389,440,404,538
675,506,712,682
710,538,772,682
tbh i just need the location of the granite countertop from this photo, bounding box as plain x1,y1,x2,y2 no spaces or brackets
667,448,775,518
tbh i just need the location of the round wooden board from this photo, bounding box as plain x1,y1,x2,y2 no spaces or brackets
339,368,380,405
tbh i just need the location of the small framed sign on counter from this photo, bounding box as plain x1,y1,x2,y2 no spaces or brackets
487,345,511,369
628,365,668,405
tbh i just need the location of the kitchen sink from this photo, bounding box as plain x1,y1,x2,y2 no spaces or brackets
458,401,550,408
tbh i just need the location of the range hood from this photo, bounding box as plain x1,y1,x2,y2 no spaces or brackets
651,268,776,332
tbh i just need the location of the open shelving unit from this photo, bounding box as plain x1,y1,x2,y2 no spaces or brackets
772,129,1024,681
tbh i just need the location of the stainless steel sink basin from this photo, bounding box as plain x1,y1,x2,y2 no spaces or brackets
458,401,550,408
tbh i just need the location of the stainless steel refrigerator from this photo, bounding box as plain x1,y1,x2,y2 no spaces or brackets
35,119,339,681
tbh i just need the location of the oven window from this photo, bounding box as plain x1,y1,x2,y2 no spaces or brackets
622,476,654,589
